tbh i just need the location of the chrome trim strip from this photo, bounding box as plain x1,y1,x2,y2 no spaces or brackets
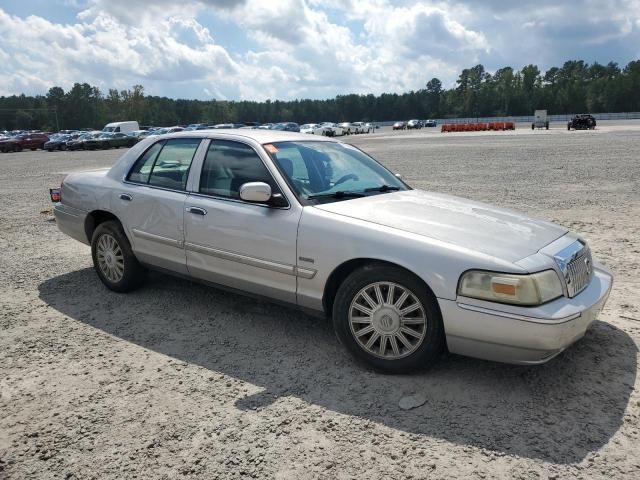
187,191,290,210
295,267,317,279
185,242,317,278
122,180,189,195
457,302,581,324
186,242,294,275
132,229,182,248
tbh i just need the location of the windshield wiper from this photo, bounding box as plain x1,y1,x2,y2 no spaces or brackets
364,185,401,193
307,191,366,200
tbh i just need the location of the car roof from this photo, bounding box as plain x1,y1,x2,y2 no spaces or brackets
157,129,336,144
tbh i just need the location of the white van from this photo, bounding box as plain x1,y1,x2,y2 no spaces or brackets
103,121,140,134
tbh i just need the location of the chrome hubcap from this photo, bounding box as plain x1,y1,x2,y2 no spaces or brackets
96,234,124,283
349,281,427,360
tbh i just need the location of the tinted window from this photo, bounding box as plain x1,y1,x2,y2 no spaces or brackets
199,140,277,199
127,142,163,184
148,138,201,190
127,138,200,190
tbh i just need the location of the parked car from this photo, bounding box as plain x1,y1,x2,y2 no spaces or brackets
338,122,353,134
272,122,300,132
424,119,437,128
66,132,102,151
147,127,185,136
212,123,235,129
185,123,209,130
127,130,148,138
52,130,612,372
351,122,371,134
407,119,422,130
364,122,377,132
44,134,73,151
300,124,328,135
0,132,49,152
84,132,137,150
319,122,344,136
392,121,407,131
568,114,596,130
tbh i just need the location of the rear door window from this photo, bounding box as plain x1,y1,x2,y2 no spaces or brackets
127,138,201,190
127,142,163,184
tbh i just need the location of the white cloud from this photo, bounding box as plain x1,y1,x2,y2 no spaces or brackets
0,0,638,100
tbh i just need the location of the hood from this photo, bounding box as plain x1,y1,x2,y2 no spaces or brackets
314,190,567,263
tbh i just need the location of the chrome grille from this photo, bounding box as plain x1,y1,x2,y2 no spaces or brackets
554,241,593,297
566,248,593,297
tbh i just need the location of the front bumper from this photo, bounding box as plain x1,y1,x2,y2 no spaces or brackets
439,265,613,364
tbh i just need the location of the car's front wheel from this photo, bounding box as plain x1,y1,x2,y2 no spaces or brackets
332,264,444,372
91,221,146,292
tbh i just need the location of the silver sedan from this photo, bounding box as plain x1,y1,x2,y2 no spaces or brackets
53,130,612,372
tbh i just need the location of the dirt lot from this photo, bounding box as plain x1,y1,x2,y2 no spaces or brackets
1,122,639,479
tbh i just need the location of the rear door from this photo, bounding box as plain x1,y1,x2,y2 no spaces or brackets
183,139,301,304
115,137,205,274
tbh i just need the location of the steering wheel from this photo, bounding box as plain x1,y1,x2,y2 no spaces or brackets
334,173,359,186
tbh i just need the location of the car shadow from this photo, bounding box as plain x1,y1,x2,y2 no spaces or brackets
38,268,637,464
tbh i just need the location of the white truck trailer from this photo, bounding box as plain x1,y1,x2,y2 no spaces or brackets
532,110,549,130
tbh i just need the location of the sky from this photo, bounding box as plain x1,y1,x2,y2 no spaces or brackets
0,0,639,101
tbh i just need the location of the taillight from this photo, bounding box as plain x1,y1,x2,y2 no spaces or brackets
49,180,63,203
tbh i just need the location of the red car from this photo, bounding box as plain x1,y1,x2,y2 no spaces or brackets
0,133,49,152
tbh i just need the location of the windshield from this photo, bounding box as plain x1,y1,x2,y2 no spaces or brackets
264,141,408,202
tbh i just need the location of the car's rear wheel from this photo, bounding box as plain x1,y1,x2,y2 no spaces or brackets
332,264,444,372
91,221,146,292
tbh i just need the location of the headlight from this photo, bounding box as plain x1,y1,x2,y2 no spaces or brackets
458,270,563,306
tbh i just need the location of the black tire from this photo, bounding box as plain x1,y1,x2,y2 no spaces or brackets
91,221,146,293
332,263,445,373
531,123,535,130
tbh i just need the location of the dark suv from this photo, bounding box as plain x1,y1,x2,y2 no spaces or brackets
568,114,596,130
0,133,49,152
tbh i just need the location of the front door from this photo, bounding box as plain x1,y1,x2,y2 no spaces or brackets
115,138,202,274
184,139,300,304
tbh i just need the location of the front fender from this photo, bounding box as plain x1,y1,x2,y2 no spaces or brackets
296,207,524,312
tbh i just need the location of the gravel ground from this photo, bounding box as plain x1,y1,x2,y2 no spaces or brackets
1,121,639,479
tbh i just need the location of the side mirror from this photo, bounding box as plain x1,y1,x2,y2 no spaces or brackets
239,182,272,203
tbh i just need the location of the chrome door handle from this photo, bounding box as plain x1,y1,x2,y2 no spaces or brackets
186,206,207,216
120,193,132,201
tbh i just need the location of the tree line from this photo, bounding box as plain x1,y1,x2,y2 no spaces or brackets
1,59,639,131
